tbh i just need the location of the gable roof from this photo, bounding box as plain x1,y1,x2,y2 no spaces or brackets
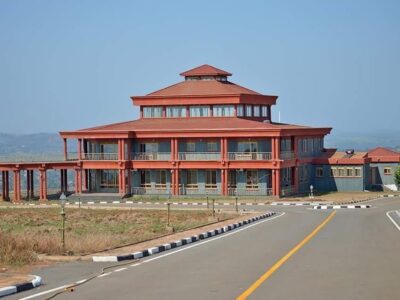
367,147,400,163
180,64,232,77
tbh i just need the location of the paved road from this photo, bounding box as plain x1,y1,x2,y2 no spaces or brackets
9,197,400,300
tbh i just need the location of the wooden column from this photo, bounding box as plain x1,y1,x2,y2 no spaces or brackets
13,170,21,202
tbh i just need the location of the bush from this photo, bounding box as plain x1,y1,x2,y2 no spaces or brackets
395,166,400,188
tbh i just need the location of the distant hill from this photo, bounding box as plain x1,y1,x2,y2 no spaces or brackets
0,133,63,155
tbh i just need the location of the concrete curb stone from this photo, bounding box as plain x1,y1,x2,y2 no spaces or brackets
92,212,276,262
0,275,42,298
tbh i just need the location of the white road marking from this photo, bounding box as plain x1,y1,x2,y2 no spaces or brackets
19,285,70,300
98,272,112,278
19,212,284,299
386,210,400,231
75,279,87,284
113,267,127,273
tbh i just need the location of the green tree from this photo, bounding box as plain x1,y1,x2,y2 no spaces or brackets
395,166,400,188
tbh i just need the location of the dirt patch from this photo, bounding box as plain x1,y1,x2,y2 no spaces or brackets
0,207,236,268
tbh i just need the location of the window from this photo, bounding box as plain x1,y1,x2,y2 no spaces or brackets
261,105,268,117
154,170,166,188
237,105,244,117
186,142,195,152
354,168,361,177
316,167,324,178
238,141,258,153
245,105,252,117
190,106,210,117
143,107,162,118
246,170,258,189
213,105,234,117
186,170,198,188
330,166,362,177
228,171,237,188
384,167,392,175
205,170,217,188
166,106,187,118
207,142,218,152
346,168,353,177
140,143,158,153
100,170,118,188
338,168,345,177
140,170,151,188
253,105,260,117
330,167,336,177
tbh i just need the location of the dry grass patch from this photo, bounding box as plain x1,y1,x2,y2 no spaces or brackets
0,207,234,267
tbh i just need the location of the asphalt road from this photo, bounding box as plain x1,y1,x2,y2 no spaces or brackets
9,197,400,300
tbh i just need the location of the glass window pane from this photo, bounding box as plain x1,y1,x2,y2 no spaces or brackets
246,105,252,117
237,105,244,117
254,105,260,117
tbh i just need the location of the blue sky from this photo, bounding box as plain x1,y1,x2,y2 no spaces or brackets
0,0,399,134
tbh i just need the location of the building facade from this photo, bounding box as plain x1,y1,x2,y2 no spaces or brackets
0,65,399,201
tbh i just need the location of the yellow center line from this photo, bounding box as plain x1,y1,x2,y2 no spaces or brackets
236,211,336,300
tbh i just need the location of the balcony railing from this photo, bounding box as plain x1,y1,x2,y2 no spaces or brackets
228,152,272,161
180,186,220,195
131,187,170,195
280,151,295,160
178,152,221,161
0,154,68,163
83,153,119,160
227,187,273,196
281,185,295,196
131,152,171,161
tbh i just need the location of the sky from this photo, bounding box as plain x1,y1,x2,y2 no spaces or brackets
0,0,399,135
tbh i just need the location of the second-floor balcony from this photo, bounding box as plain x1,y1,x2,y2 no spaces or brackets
179,152,221,161
83,153,119,160
131,152,171,161
228,152,272,161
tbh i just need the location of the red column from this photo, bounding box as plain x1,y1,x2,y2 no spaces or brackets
175,169,179,195
221,169,228,196
171,139,175,161
13,170,21,202
39,169,47,201
276,137,281,160
126,169,131,195
63,138,67,160
74,169,82,194
220,138,224,161
82,169,87,191
78,139,82,160
174,139,179,160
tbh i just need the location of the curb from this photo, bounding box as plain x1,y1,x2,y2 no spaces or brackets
67,201,271,206
92,212,276,262
271,202,328,206
0,275,42,298
313,205,371,210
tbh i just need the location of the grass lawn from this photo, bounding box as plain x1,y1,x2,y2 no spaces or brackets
0,207,235,267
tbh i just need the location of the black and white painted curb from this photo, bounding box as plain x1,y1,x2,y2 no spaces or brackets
313,205,371,210
65,201,271,206
93,212,276,262
272,202,329,206
0,275,42,298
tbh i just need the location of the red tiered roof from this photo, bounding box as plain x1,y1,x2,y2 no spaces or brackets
179,64,232,77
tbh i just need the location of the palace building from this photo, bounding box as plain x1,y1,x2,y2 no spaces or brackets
0,65,399,201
